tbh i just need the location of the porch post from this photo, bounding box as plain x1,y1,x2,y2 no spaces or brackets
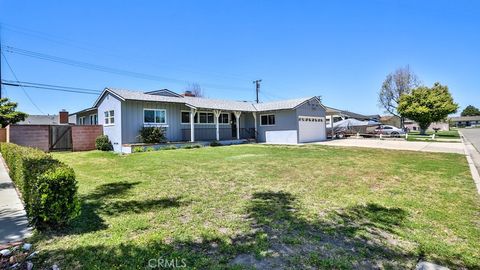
252,112,257,140
234,111,242,140
330,116,335,139
213,110,221,141
190,108,197,142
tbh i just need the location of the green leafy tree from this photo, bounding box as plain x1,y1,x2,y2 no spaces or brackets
398,82,458,134
0,98,28,127
461,105,480,116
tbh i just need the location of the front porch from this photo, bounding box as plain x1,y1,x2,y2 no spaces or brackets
181,127,256,141
185,108,257,142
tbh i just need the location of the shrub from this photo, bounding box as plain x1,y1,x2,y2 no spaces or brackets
132,146,145,153
145,146,155,152
95,135,113,151
162,145,177,150
139,127,167,144
0,143,80,228
210,140,222,147
183,144,202,149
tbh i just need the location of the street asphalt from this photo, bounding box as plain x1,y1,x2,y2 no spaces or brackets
460,128,480,152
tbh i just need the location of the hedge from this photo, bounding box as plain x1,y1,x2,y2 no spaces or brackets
0,143,80,228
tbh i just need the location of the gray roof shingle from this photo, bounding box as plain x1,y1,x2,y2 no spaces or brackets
103,88,320,112
17,115,60,125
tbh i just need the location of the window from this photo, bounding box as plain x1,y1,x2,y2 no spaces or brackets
144,109,166,124
219,113,229,124
260,114,275,126
90,114,98,125
104,110,114,125
198,112,214,124
181,111,190,124
79,116,86,125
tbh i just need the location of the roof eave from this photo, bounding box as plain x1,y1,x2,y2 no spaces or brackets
92,88,126,108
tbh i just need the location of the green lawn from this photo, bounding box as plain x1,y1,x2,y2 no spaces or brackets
408,130,460,138
31,145,480,269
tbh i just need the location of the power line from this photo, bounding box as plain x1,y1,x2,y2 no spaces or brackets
1,80,101,95
4,45,254,92
2,23,257,81
3,80,101,93
1,52,45,113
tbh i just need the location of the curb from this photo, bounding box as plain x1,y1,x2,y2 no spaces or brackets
458,130,480,195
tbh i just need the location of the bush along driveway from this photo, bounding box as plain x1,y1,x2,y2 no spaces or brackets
28,145,480,269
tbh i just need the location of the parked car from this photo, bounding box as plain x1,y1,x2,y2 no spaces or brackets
375,125,405,137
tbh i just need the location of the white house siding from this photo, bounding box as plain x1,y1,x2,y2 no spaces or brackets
98,93,123,152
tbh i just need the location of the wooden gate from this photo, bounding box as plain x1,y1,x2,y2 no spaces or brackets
50,125,72,151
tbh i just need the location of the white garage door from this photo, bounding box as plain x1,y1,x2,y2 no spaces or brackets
265,130,298,144
298,116,326,143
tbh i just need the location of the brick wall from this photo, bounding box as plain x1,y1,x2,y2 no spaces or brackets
6,125,50,151
72,125,103,151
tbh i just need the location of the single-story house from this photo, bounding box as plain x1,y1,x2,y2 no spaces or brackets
71,88,328,152
380,115,449,131
449,116,480,127
17,110,70,125
69,107,98,125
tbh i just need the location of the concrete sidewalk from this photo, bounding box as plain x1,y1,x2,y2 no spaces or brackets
313,138,465,154
0,155,32,244
458,130,480,194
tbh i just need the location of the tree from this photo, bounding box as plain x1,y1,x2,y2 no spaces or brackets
378,66,420,127
461,105,480,116
185,83,204,97
397,82,458,134
0,98,28,127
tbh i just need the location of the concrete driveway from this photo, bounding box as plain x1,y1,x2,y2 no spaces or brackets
314,138,465,154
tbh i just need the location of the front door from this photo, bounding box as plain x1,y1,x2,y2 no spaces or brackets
231,113,237,138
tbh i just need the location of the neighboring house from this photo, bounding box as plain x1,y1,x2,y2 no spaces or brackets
325,107,378,125
75,88,328,152
380,115,401,128
380,115,449,131
17,110,69,125
69,107,98,125
449,116,480,127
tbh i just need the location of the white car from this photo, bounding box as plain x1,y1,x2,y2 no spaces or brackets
375,125,405,137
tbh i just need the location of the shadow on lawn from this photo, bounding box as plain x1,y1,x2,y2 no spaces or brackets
36,191,472,269
54,181,187,235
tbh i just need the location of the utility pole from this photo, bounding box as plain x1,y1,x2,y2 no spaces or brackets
253,79,261,103
0,24,2,99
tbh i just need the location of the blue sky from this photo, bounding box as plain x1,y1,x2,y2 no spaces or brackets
0,0,478,115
